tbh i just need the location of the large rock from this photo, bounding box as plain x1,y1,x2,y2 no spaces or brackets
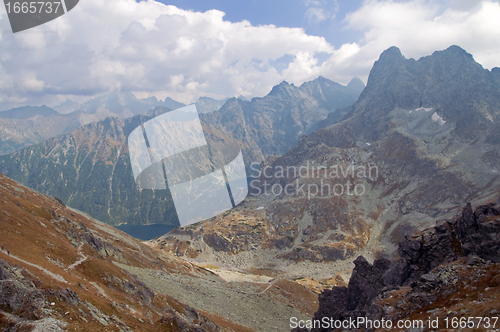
298,202,500,332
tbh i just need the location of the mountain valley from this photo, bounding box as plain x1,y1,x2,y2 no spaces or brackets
0,172,317,331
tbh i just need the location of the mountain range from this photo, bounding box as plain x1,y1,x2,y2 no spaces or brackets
1,45,498,278
0,76,364,227
153,45,500,278
0,92,186,156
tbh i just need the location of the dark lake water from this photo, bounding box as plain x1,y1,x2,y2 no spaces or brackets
116,223,178,241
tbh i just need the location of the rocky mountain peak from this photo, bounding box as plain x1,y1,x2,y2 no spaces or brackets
346,77,365,93
268,80,296,97
439,44,475,60
315,76,331,84
349,45,500,143
378,46,404,62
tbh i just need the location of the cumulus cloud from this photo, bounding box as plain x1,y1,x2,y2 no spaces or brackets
0,0,334,109
0,0,499,111
334,0,500,77
287,0,500,89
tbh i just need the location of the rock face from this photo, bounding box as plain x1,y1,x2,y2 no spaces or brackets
203,76,362,157
317,45,500,148
294,201,500,332
0,259,80,321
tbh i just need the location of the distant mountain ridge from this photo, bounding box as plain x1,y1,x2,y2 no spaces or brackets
195,96,230,114
0,92,186,155
53,99,81,114
75,91,185,119
202,76,363,157
0,105,60,119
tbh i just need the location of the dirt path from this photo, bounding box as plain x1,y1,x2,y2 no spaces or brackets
67,243,88,269
0,249,67,283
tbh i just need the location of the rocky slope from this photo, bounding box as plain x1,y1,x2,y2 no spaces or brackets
0,172,235,331
0,172,317,331
292,200,500,332
156,46,500,280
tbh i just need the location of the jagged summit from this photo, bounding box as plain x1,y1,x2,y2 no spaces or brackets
357,45,500,141
314,76,337,84
268,80,296,97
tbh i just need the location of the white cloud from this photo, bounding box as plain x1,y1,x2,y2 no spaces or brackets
0,0,335,109
305,8,330,23
0,0,499,111
303,0,339,24
335,0,500,78
284,0,500,88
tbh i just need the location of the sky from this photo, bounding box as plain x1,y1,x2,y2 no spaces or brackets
0,0,499,110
